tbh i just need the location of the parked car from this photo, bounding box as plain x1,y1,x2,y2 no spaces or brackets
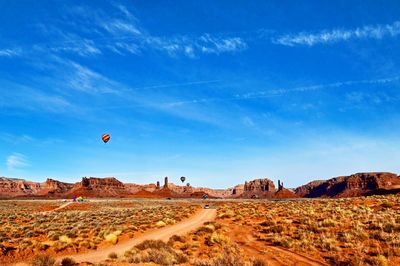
204,204,210,209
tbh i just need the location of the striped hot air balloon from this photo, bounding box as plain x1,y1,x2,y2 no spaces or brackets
102,134,111,143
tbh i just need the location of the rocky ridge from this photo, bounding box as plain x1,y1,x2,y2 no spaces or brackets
295,172,400,198
0,172,399,199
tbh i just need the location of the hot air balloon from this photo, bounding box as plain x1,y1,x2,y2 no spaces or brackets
102,134,111,143
180,176,186,183
186,183,190,187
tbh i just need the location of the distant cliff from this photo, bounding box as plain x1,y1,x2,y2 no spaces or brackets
295,172,400,198
0,172,399,199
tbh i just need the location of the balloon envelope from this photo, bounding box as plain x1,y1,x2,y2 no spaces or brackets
180,176,186,183
102,134,111,143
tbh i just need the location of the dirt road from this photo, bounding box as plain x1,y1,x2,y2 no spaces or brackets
57,208,217,263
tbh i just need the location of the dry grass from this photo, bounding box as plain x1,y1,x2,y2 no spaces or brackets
123,239,187,265
217,195,400,265
0,199,197,263
30,254,55,266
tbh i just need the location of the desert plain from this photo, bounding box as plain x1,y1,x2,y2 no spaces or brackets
0,195,399,266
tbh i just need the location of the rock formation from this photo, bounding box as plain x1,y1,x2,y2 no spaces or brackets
164,176,168,189
295,172,400,198
0,172,399,199
241,178,276,198
294,180,325,197
66,177,130,197
232,184,244,196
278,180,283,191
39,178,74,195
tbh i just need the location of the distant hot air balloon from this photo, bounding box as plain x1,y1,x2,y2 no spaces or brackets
180,176,186,183
102,134,111,143
186,183,190,187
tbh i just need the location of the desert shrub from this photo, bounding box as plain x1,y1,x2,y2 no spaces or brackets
272,235,292,248
260,224,284,234
204,224,216,232
370,231,386,241
130,239,186,266
59,235,72,244
156,220,167,227
108,252,118,259
196,225,215,235
218,210,235,219
148,248,176,265
47,231,61,241
78,240,90,249
383,222,396,233
60,257,76,266
136,239,170,250
105,232,119,245
337,232,353,242
370,255,388,266
31,255,55,266
124,248,139,258
381,202,393,208
168,234,187,245
319,238,339,251
207,232,230,245
252,258,267,266
321,218,336,227
192,246,246,266
260,220,275,227
39,241,52,251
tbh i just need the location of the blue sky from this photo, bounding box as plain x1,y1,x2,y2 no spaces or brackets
1,0,400,188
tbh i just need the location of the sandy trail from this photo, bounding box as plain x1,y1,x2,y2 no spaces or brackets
56,208,217,263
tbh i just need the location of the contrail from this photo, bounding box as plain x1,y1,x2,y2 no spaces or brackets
164,75,400,106
131,80,221,91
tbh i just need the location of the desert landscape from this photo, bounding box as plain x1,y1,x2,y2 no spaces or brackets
0,173,399,265
2,0,400,265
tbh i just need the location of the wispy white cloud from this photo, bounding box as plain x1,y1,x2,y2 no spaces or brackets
101,20,141,35
0,134,33,145
0,133,64,146
34,4,247,58
198,34,247,54
141,34,247,57
50,39,102,56
242,116,255,127
274,21,400,46
6,153,29,170
39,57,122,94
106,42,140,55
113,3,137,20
0,81,72,113
0,48,21,57
64,61,121,94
